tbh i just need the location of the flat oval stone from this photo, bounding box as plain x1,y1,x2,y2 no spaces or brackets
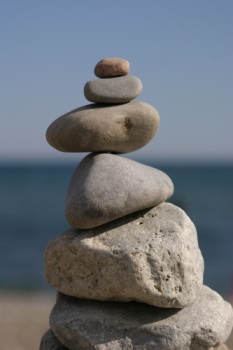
84,76,142,103
49,286,233,350
46,101,159,153
45,203,203,308
94,57,130,78
65,153,174,228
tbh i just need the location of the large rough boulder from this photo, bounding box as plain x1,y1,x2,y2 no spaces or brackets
45,203,204,308
49,286,233,350
65,153,174,228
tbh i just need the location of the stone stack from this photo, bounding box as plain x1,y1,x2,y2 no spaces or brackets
40,58,233,350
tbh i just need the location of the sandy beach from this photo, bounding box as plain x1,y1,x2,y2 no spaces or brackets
0,291,55,350
0,291,232,350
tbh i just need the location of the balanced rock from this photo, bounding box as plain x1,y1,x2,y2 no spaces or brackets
50,286,233,350
84,75,142,104
65,153,174,228
40,329,69,350
45,203,204,308
94,57,130,78
46,101,159,153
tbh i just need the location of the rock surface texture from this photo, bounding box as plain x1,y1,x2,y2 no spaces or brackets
40,329,69,350
84,75,142,103
94,57,130,78
46,101,159,153
49,286,233,350
40,330,230,350
41,57,233,349
45,203,204,308
65,153,174,228
210,345,230,350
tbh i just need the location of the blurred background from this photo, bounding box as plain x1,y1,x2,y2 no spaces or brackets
0,1,232,349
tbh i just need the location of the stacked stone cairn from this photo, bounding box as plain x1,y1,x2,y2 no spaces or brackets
40,58,233,350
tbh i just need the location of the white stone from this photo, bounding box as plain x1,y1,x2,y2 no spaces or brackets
45,203,204,308
50,286,233,350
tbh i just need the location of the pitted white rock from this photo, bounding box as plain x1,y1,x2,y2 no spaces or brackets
45,203,204,308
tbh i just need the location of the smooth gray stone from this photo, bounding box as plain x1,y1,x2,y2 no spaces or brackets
46,101,159,153
65,153,174,228
40,329,69,350
84,75,142,103
50,286,233,350
45,203,204,308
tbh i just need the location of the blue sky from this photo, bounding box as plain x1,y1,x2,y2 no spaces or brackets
0,0,232,163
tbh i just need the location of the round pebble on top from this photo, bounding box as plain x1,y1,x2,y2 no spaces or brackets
94,57,130,78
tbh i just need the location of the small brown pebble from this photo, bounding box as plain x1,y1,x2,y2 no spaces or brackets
94,57,130,78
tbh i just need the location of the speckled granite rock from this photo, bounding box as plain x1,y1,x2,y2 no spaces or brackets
84,75,142,103
46,101,159,153
45,203,204,308
94,57,130,78
49,286,233,350
65,153,174,228
40,329,69,350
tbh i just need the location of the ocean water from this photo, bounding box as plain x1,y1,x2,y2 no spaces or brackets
0,161,233,297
